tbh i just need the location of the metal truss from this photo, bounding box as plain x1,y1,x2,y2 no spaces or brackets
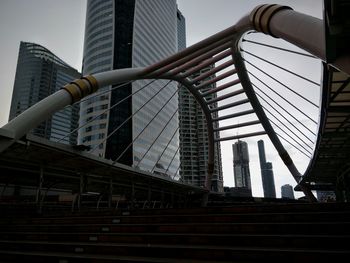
2,4,349,202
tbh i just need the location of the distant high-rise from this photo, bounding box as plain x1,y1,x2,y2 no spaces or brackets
257,140,276,198
9,41,80,144
316,191,336,202
177,9,186,51
80,0,179,175
281,184,295,199
232,141,251,191
178,64,224,192
176,9,223,192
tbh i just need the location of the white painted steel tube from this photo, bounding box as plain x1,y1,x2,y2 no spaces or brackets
268,9,326,60
93,68,145,87
2,90,72,140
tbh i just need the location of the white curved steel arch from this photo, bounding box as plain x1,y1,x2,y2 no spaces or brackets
3,4,344,201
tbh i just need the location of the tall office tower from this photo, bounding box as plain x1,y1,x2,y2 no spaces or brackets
176,10,223,192
257,140,276,198
177,9,186,51
281,184,295,199
232,140,252,190
80,0,179,175
9,41,80,145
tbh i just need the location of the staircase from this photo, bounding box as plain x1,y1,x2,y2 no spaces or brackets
0,202,350,262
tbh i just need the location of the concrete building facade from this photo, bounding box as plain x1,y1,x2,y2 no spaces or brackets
232,140,252,191
281,184,295,199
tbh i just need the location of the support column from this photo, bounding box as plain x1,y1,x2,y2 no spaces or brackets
78,173,86,211
147,184,152,208
36,167,44,204
131,182,135,209
108,178,113,208
161,190,165,208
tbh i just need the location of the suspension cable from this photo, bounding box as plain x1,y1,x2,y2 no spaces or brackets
151,127,179,173
244,59,319,108
272,121,313,157
248,70,318,127
242,49,319,86
112,82,177,164
65,81,133,119
258,94,314,153
165,145,180,176
57,79,157,143
276,132,312,158
242,39,317,58
90,80,173,154
135,108,179,168
57,81,134,120
253,83,316,145
264,108,314,156
172,163,181,180
79,81,133,106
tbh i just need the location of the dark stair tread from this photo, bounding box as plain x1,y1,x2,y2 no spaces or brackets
3,211,349,226
25,208,350,218
1,232,350,238
0,250,232,263
3,221,350,227
6,210,350,219
1,239,349,253
3,203,348,217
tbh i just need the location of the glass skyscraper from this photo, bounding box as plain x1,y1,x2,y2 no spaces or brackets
177,9,186,51
257,140,276,198
80,0,179,176
9,41,81,145
232,140,252,190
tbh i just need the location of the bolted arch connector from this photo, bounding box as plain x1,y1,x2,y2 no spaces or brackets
249,4,293,37
63,75,99,103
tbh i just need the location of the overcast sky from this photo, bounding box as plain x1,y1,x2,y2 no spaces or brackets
0,0,323,198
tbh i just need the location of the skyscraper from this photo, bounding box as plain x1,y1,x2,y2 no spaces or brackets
177,9,223,192
281,184,295,199
257,140,276,198
178,65,224,192
80,0,179,175
177,9,186,51
9,41,80,145
232,140,251,191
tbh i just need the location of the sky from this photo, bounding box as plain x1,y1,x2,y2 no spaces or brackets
0,0,323,198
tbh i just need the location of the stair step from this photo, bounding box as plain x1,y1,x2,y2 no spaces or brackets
0,233,349,249
0,240,349,262
1,222,349,235
3,211,350,225
1,203,350,261
3,202,347,218
0,250,230,263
